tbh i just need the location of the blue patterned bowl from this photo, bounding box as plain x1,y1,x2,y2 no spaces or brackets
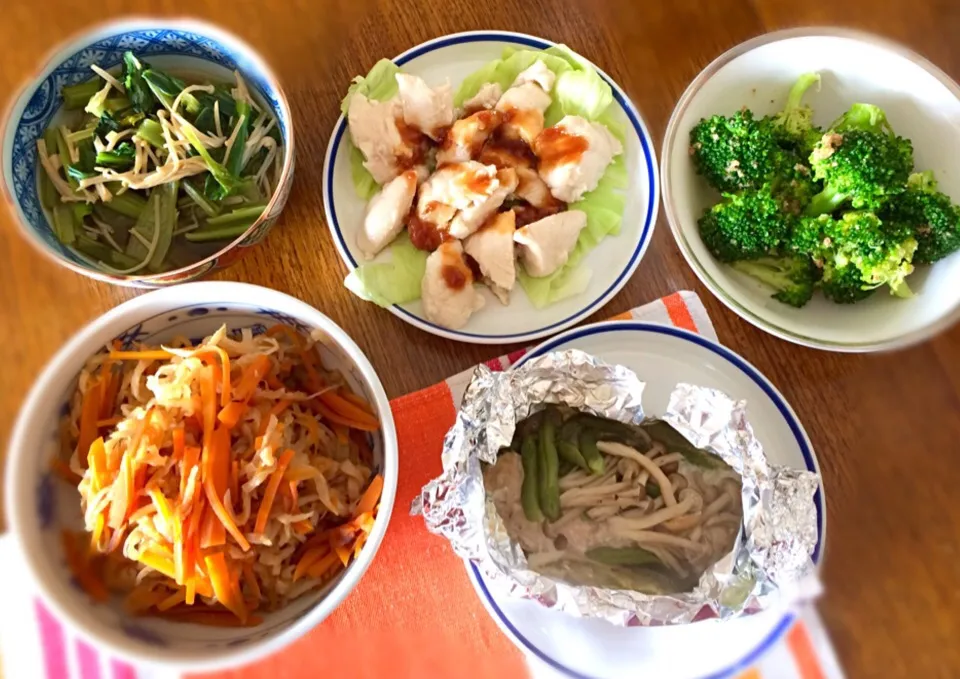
4,282,398,670
1,19,295,287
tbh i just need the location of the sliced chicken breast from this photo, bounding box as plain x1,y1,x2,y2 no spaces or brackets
421,241,485,329
436,110,503,165
463,82,504,114
463,210,517,304
449,167,518,239
356,170,418,259
533,115,623,203
514,166,563,210
495,85,551,145
514,210,587,277
347,94,406,184
416,162,518,240
395,74,455,141
512,60,556,92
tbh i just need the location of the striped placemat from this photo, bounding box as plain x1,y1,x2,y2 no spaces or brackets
0,292,843,679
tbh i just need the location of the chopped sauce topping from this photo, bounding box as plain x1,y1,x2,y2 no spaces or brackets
407,207,451,252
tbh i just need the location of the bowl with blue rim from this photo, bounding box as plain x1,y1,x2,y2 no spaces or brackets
2,18,295,287
3,282,398,670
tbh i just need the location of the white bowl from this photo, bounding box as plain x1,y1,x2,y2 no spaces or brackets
662,28,960,351
322,31,659,344
2,282,398,671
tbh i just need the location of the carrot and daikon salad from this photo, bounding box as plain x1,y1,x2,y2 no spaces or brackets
53,322,384,627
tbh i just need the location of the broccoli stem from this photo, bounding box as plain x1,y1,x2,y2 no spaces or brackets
61,80,101,109
805,187,848,216
784,73,820,113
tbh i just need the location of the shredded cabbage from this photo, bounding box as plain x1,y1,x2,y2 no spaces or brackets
344,233,428,307
341,59,402,198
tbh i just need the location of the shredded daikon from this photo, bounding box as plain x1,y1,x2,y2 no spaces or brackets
90,64,124,94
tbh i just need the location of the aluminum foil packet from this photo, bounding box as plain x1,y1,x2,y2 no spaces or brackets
411,349,821,626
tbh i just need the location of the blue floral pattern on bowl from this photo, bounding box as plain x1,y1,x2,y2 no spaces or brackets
2,22,293,286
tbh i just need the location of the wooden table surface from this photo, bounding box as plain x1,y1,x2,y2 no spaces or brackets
2,0,959,676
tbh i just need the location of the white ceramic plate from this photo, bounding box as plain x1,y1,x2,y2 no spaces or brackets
662,28,960,351
465,321,825,679
322,31,659,344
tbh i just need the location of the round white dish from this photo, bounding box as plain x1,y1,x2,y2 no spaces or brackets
661,27,960,351
322,31,659,344
465,321,825,679
3,282,398,671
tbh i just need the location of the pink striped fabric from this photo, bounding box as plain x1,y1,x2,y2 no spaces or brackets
33,601,138,679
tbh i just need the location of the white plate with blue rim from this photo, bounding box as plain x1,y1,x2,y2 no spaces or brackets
464,320,826,679
321,31,659,344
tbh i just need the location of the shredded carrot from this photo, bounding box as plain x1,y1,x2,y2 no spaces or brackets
292,519,312,536
204,552,246,622
180,446,201,497
217,401,247,428
267,324,321,390
264,372,285,391
333,424,349,444
107,452,135,529
96,416,123,428
310,399,379,432
293,546,328,582
77,378,103,468
61,531,109,602
288,481,299,512
258,399,291,436
353,532,368,559
340,390,374,415
51,459,82,485
355,475,384,516
200,366,217,458
109,350,173,361
307,552,341,580
157,588,187,612
197,346,232,408
320,391,379,429
203,477,251,551
200,508,226,548
254,449,296,534
125,585,169,614
99,368,121,419
241,563,262,608
234,354,272,402
138,549,214,598
172,427,185,461
148,488,175,534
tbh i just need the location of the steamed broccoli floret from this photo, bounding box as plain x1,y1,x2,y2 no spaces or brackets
772,149,818,214
882,171,960,264
824,211,917,297
698,186,795,262
805,105,914,215
731,255,821,307
768,73,822,155
788,214,834,260
821,260,877,304
689,109,778,192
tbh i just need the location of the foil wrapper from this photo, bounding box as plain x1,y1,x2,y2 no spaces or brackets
412,350,821,626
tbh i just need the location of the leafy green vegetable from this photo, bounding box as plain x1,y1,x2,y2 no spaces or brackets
52,205,76,244
106,191,147,219
61,80,102,110
122,52,157,114
74,234,139,269
344,234,428,306
142,68,200,114
95,142,136,170
181,124,244,196
124,181,179,272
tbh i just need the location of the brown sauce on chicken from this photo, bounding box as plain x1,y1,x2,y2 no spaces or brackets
407,207,451,252
395,117,430,169
533,127,588,174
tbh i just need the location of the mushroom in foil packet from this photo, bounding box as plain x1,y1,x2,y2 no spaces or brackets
413,349,821,626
